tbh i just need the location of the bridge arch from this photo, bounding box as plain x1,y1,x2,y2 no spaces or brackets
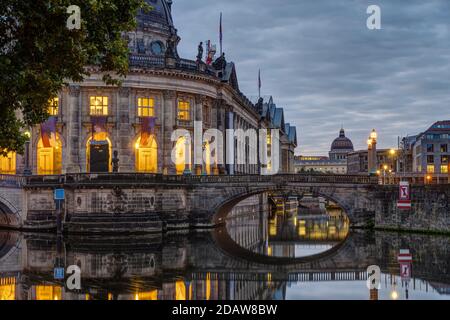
0,196,21,229
211,186,357,225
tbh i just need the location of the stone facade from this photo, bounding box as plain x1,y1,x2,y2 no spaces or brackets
0,0,297,178
375,185,450,233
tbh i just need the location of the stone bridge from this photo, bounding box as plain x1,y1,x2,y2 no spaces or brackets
0,174,378,232
0,173,449,234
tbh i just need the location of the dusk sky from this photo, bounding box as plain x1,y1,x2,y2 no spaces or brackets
172,0,450,156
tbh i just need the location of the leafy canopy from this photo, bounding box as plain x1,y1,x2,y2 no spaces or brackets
0,0,150,154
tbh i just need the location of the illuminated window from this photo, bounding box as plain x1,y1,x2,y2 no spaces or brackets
90,96,108,116
48,98,59,116
35,285,62,300
177,100,190,121
0,277,16,300
427,165,435,174
441,165,449,174
0,152,16,174
138,97,155,117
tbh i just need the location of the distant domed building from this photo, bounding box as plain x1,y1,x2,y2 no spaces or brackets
294,128,353,174
329,128,354,161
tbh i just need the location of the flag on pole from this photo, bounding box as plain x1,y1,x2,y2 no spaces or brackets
141,117,157,146
219,12,223,55
258,69,262,99
91,116,107,141
40,116,57,148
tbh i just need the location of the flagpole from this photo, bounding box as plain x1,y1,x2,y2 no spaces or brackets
258,69,261,99
219,12,223,56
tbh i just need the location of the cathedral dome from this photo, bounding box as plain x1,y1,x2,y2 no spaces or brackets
331,128,354,151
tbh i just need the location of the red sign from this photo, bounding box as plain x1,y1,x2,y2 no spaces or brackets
398,249,413,281
397,181,411,210
400,263,411,280
398,249,413,263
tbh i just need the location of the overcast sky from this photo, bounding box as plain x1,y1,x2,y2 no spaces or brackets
171,0,450,156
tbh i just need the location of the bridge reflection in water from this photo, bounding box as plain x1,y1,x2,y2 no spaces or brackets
0,197,449,300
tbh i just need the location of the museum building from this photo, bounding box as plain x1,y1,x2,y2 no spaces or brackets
0,0,297,176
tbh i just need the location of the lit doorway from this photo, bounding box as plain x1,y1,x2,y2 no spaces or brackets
135,135,158,173
86,137,112,173
37,135,62,175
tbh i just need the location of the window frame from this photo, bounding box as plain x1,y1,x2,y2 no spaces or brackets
177,99,191,121
89,96,109,116
137,97,156,118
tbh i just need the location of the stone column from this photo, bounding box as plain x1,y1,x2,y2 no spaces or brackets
65,85,81,173
225,106,235,175
163,90,176,174
214,98,226,175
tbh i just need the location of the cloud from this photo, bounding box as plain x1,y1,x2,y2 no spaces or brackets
172,0,450,155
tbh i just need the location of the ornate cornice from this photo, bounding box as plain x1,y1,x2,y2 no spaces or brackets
68,85,81,97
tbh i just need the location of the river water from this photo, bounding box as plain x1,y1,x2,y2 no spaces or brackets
0,197,449,300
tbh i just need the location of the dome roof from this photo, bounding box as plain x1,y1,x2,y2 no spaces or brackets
331,128,354,151
137,0,174,30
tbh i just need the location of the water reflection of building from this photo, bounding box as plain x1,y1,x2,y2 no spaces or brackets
226,199,350,259
1,228,449,300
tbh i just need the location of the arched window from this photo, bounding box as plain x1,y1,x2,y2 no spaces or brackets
135,135,158,173
0,152,16,175
37,135,62,175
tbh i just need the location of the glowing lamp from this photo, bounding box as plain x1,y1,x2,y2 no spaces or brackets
370,129,377,140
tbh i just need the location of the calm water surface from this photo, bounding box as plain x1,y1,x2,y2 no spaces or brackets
0,200,449,300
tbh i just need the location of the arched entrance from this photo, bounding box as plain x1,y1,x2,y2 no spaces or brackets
37,135,62,175
0,152,16,175
135,135,158,173
86,137,112,173
175,136,191,175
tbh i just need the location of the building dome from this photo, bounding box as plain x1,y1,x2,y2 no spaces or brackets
331,128,354,151
137,0,174,30
129,0,179,61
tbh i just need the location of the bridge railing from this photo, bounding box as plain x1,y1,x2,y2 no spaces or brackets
0,175,25,188
21,173,378,187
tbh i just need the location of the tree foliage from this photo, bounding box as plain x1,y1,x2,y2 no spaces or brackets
0,0,149,154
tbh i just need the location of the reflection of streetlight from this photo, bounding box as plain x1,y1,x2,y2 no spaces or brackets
391,290,399,300
23,130,32,176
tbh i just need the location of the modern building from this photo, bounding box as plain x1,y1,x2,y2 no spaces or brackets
347,149,397,175
0,0,297,176
410,121,450,174
295,128,353,174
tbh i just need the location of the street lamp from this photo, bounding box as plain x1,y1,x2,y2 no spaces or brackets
23,130,32,175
